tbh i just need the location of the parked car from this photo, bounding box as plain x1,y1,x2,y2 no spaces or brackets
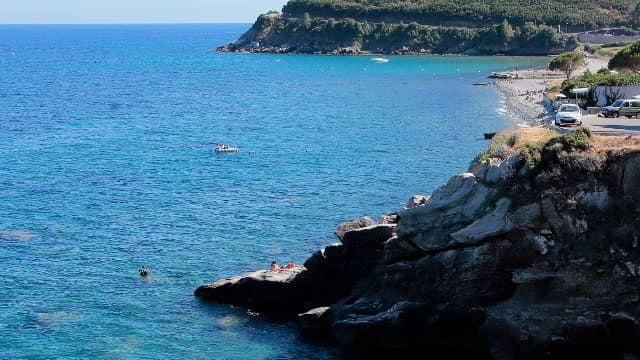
601,99,640,118
555,104,583,126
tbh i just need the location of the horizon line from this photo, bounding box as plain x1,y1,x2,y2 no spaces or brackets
0,21,253,25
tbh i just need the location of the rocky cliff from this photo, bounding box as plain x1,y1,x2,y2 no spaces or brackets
195,129,640,358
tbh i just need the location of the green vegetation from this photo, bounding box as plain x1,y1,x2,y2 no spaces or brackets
558,70,640,107
519,128,593,172
282,0,640,29
561,71,640,94
242,14,576,55
474,133,516,164
549,51,586,78
608,39,640,71
229,0,640,54
584,44,619,58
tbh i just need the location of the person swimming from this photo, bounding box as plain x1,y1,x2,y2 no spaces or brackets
139,265,148,276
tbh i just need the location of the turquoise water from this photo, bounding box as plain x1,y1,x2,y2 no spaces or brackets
0,24,548,358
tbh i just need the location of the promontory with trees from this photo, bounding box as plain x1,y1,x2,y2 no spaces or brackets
218,0,640,55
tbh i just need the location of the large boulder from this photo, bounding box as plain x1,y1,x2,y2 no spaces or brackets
396,173,496,251
298,306,332,337
451,198,514,245
341,224,396,253
335,216,377,241
195,267,318,312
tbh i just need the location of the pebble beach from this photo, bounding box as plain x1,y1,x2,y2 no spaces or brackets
492,56,609,127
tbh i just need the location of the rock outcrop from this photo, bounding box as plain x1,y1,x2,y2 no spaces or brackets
195,131,640,358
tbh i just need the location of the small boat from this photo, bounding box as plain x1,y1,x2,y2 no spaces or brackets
371,57,389,63
215,143,239,153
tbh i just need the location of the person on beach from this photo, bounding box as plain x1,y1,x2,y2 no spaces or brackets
285,261,296,269
139,265,148,276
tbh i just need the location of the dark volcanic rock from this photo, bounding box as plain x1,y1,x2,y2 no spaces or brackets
196,149,640,357
194,268,312,312
341,224,395,253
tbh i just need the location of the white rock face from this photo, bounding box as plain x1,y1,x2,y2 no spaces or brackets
335,216,377,241
396,173,496,251
404,194,431,209
451,198,514,245
484,155,520,184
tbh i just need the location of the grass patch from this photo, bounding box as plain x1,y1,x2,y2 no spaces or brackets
471,128,556,170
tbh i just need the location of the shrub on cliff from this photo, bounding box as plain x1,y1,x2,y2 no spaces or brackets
520,127,593,172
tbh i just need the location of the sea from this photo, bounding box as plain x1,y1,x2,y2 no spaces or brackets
0,24,549,359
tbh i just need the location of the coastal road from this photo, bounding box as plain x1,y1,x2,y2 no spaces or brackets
581,114,640,135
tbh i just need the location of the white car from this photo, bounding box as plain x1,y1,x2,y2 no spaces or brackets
555,104,582,126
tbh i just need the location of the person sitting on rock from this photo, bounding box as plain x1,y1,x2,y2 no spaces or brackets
271,261,286,272
270,261,280,272
285,261,296,269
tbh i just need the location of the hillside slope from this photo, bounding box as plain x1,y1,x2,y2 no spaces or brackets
218,0,640,55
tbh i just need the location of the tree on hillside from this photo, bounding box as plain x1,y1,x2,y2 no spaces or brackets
498,20,515,46
549,51,586,78
303,12,312,30
608,40,640,71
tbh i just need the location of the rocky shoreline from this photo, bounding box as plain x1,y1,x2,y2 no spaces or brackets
196,126,640,357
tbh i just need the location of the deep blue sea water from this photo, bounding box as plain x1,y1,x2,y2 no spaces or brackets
0,24,548,358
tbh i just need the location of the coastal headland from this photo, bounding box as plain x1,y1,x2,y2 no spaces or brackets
197,123,640,357
198,1,640,356
216,0,639,56
196,57,640,357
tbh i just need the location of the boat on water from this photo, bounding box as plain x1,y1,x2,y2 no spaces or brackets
215,143,239,153
371,57,389,63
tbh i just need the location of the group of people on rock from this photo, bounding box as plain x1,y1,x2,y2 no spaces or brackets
270,260,296,272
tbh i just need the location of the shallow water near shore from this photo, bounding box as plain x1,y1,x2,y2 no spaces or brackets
0,24,548,358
